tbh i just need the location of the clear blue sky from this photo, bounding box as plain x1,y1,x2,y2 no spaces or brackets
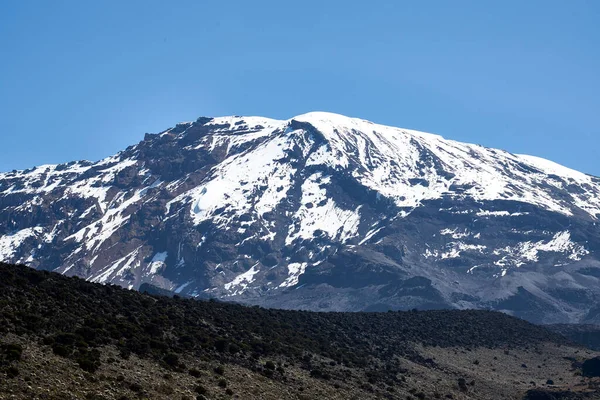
1,1,599,175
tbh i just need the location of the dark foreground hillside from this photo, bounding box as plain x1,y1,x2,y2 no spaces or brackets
1,262,599,400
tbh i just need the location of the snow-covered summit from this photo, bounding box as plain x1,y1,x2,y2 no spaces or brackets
166,112,600,223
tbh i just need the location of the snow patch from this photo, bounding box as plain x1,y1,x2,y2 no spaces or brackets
147,252,168,275
223,263,260,295
90,246,142,283
0,227,43,262
286,173,361,245
279,262,308,288
175,281,193,294
493,231,588,268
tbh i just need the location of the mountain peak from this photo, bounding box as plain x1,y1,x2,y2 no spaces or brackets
291,111,367,124
1,112,600,324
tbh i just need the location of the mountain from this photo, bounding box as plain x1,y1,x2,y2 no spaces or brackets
2,262,600,400
1,111,600,323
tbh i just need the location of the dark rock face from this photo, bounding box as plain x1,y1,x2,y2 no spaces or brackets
582,357,600,377
1,112,600,324
523,390,590,400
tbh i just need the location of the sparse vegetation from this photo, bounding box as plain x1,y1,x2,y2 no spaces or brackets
0,263,569,379
0,262,598,399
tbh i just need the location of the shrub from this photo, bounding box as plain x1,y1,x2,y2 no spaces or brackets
189,368,202,378
76,349,101,373
2,343,23,362
76,326,98,343
218,379,227,388
157,384,174,395
310,368,330,380
214,365,225,375
265,360,276,370
163,352,179,368
195,385,208,395
52,344,71,357
6,366,19,378
228,343,240,354
54,333,79,346
129,382,143,392
215,339,229,353
77,357,100,373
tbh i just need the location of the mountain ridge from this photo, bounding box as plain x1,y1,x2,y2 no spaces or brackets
1,112,600,323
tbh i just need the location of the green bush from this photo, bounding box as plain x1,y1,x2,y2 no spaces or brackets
2,343,23,362
52,344,71,357
228,343,240,354
6,366,19,378
265,360,276,370
162,352,179,368
195,385,208,395
76,349,101,373
214,365,225,375
215,339,229,353
129,382,143,392
310,368,330,380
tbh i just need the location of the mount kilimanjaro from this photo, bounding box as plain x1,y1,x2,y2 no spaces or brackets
1,112,600,324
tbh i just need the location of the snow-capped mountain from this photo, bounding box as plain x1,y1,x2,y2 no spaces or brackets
1,112,600,323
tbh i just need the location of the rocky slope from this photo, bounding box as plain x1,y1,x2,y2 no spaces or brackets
1,262,599,400
1,112,600,323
